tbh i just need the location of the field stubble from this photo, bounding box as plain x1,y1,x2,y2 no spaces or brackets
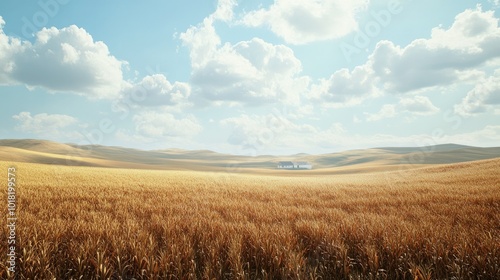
0,159,499,279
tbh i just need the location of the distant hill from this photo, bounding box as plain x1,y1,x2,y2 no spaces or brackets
375,143,474,153
1,139,500,173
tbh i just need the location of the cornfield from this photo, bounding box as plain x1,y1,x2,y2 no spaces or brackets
1,159,499,279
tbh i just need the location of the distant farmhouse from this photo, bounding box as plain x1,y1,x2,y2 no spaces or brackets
277,161,312,170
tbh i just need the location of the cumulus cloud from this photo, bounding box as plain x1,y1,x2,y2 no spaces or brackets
133,111,202,139
241,0,368,44
312,7,500,107
310,65,378,107
0,22,125,99
120,74,191,108
1,19,192,107
181,9,309,106
372,7,500,93
212,0,237,22
365,96,439,122
399,96,440,115
180,18,221,69
0,16,22,84
454,72,500,116
365,104,397,122
12,112,82,140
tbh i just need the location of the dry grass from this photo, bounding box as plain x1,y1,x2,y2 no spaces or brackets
1,159,499,279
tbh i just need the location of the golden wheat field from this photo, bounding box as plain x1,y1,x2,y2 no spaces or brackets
1,159,499,279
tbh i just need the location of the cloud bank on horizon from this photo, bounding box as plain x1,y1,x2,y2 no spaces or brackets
0,0,499,155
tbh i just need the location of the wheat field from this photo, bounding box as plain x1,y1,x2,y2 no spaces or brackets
1,159,499,279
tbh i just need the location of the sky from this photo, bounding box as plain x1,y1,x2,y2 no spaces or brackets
0,0,499,156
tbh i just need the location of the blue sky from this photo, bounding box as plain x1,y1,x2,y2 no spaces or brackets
1,0,499,155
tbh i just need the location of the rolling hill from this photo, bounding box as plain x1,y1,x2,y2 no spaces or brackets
1,139,500,173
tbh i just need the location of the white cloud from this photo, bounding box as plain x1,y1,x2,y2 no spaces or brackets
0,17,22,84
241,0,368,44
180,18,221,69
372,7,500,93
399,96,439,115
120,74,191,108
12,112,82,140
286,104,317,120
181,11,309,106
133,111,202,139
490,0,500,7
61,43,79,64
429,7,499,50
312,7,500,107
310,65,378,107
1,19,192,106
454,71,500,116
365,96,439,122
366,104,397,122
212,0,237,22
0,22,125,99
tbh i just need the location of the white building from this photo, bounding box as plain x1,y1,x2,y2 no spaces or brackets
295,162,312,169
277,161,295,169
277,161,312,169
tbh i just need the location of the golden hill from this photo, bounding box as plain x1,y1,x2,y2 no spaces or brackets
1,139,500,174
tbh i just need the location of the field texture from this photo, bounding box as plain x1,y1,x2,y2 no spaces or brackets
1,159,499,279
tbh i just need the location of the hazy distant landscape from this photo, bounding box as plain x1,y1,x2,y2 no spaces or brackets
2,139,500,173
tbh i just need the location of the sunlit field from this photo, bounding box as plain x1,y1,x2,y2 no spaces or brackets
1,159,499,279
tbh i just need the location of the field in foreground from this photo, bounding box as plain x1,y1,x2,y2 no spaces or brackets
1,159,499,279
